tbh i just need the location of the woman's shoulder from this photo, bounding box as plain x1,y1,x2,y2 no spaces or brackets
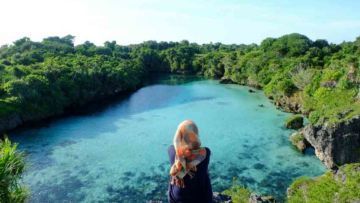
200,147,211,166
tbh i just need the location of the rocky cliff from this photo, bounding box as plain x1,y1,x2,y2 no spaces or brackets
302,115,360,169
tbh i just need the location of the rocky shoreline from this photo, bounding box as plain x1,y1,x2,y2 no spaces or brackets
213,192,275,203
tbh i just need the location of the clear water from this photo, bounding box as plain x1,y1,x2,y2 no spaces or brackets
10,76,325,202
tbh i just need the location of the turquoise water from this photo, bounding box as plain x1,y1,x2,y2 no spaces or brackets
11,76,325,202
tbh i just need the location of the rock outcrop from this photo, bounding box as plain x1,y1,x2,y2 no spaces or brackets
249,193,276,203
213,192,276,203
285,115,304,130
274,93,302,114
219,77,235,84
302,116,360,169
289,132,309,153
213,192,232,203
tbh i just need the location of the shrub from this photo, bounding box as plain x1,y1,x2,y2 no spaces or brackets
321,69,343,82
287,163,360,203
304,88,359,125
291,68,315,90
222,185,251,203
0,137,28,202
285,115,304,129
309,111,320,124
264,72,298,98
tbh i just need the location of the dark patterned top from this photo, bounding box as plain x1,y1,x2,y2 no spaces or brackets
167,145,213,203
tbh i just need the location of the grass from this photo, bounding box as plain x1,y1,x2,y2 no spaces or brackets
287,163,360,203
222,185,251,203
304,87,360,125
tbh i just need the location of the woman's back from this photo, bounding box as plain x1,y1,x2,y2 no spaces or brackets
168,145,212,203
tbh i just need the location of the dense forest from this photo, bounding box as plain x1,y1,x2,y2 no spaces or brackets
0,33,359,132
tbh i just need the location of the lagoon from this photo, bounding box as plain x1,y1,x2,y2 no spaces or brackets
11,76,325,202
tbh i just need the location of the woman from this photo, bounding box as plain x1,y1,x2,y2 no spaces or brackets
168,120,213,203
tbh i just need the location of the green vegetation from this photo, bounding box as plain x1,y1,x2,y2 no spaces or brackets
222,185,251,203
285,115,304,129
0,33,359,131
0,36,146,125
0,138,28,202
287,163,360,203
290,133,305,144
289,132,306,152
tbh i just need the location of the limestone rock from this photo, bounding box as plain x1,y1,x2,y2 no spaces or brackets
273,92,302,114
289,132,308,153
249,193,276,203
302,115,360,169
219,77,235,84
320,80,337,88
213,192,232,203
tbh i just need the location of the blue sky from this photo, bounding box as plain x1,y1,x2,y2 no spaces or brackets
1,0,360,45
